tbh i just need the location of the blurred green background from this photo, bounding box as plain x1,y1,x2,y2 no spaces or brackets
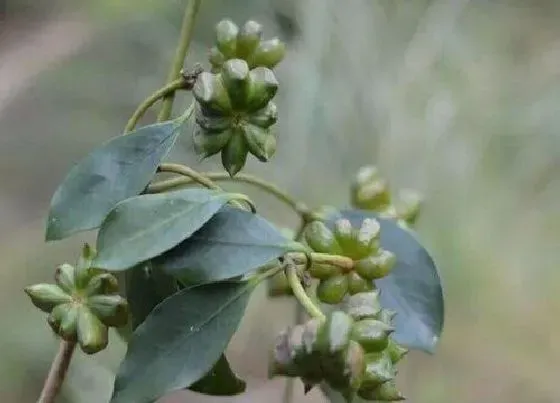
1,0,559,402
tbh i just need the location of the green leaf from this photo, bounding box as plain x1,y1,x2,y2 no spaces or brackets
326,209,444,353
123,262,178,330
93,189,238,271
153,206,304,285
189,354,246,396
110,280,255,403
46,120,183,241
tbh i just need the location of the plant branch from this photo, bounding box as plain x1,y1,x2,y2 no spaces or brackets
38,340,76,403
157,0,202,122
147,172,312,218
285,261,325,322
124,78,186,133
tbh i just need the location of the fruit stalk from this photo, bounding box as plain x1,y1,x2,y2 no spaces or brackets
38,340,76,403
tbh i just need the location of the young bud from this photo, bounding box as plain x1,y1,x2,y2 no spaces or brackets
267,271,293,297
309,263,342,280
215,19,239,58
193,72,232,113
241,123,275,162
221,130,248,177
246,67,279,112
316,275,349,305
193,126,232,158
221,59,250,109
344,291,382,320
350,319,394,353
386,339,408,364
236,20,263,58
347,272,374,295
354,250,396,280
360,352,395,389
84,272,119,296
54,263,76,294
24,284,72,313
208,46,225,70
304,221,341,254
247,102,278,129
249,38,286,69
87,294,129,327
77,306,108,354
355,218,381,257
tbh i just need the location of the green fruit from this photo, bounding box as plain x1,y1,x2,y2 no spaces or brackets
344,291,382,320
324,340,365,393
221,129,248,176
246,67,279,112
396,189,422,226
360,351,395,389
208,46,225,69
236,20,263,58
56,303,79,341
215,19,238,58
316,311,353,354
193,126,232,158
316,275,349,305
333,218,356,255
386,339,408,364
24,284,72,313
354,218,381,257
304,221,341,254
221,59,250,109
193,72,232,113
241,123,274,162
308,263,342,280
47,303,75,339
87,294,129,327
195,104,232,133
249,38,286,68
83,272,119,296
77,306,108,354
54,264,76,293
358,380,405,401
354,249,396,280
247,102,278,128
350,319,393,353
347,272,373,295
75,243,97,288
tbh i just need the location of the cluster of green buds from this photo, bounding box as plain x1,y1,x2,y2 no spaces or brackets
192,19,286,177
24,244,128,354
270,291,407,401
304,217,396,304
351,166,423,227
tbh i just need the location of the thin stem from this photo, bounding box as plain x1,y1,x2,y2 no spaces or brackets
157,0,202,122
288,252,355,271
147,172,311,217
124,78,186,133
158,164,221,191
38,340,76,403
282,222,307,403
285,262,326,322
158,163,255,211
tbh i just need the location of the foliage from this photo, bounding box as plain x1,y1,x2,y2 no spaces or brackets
23,3,445,403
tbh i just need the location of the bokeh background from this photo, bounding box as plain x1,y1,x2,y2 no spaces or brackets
1,0,559,402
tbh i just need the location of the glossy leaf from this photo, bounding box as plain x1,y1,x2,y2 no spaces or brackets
46,120,183,241
111,280,255,403
189,354,246,396
94,189,237,271
153,207,305,285
326,209,444,353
